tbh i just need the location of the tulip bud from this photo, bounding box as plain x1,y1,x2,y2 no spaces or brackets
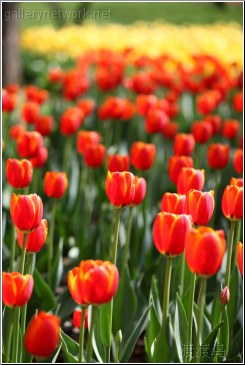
76,131,101,155
84,144,106,168
177,168,205,195
219,286,230,306
73,308,88,329
17,131,43,158
173,133,195,156
44,172,68,199
207,143,230,169
130,142,156,170
168,155,193,184
222,185,243,221
6,159,33,189
2,272,34,307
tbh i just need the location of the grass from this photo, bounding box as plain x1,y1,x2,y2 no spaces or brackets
19,1,243,28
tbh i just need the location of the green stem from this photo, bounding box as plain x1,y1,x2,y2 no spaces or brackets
179,253,185,297
12,307,20,363
233,220,241,268
86,306,97,363
31,168,39,193
224,220,236,286
186,273,196,362
121,207,133,275
111,208,122,265
48,200,57,287
20,254,32,355
19,233,28,275
195,278,206,361
10,224,16,272
78,306,87,363
5,308,14,362
62,137,72,172
162,257,173,327
210,169,220,228
195,144,202,168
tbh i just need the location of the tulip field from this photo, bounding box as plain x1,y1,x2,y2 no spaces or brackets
1,19,244,364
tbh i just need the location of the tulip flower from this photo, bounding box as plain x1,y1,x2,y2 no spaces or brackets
219,286,230,306
161,192,186,214
68,260,119,305
84,143,106,168
237,242,243,276
17,219,48,253
168,155,193,184
25,311,60,358
107,154,130,172
222,185,243,221
60,107,84,135
177,168,205,195
35,115,54,136
173,133,195,156
191,121,212,143
185,189,215,226
30,147,48,168
10,193,43,232
233,91,243,113
145,108,169,134
21,101,40,124
197,90,221,115
77,130,101,155
73,308,89,329
136,94,158,116
17,131,43,158
233,149,243,174
10,124,26,140
204,115,222,135
77,98,95,117
2,272,34,307
105,170,136,207
207,143,230,169
162,122,179,140
44,171,68,199
223,119,240,140
2,89,17,112
130,142,156,170
6,159,33,189
230,177,243,187
131,177,146,206
185,226,226,277
25,85,49,104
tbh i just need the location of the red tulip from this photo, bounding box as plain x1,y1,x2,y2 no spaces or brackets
177,168,205,195
191,121,212,143
105,171,136,207
197,90,221,115
17,219,48,253
222,185,243,220
161,193,186,214
35,115,54,136
84,144,106,168
77,130,101,155
30,147,48,168
162,122,179,140
233,149,243,174
136,94,158,116
168,155,194,184
130,142,156,170
60,107,84,135
77,98,95,117
237,242,243,275
233,91,243,113
145,108,169,134
10,124,26,140
6,158,33,189
73,308,89,329
204,115,222,135
17,131,43,158
44,172,68,198
230,177,243,187
132,177,146,205
107,154,130,172
223,119,240,140
2,89,18,112
2,272,34,307
185,189,215,226
207,143,230,169
22,101,40,124
173,133,195,156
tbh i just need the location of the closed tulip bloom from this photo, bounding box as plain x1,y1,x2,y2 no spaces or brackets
230,177,243,187
185,189,215,226
17,219,48,253
161,193,186,214
153,212,192,256
132,177,146,205
223,119,240,140
84,143,106,168
237,242,243,275
77,98,95,117
233,91,243,113
145,108,169,134
10,124,26,140
168,155,194,184
207,143,230,169
77,130,101,155
2,272,34,307
233,149,243,174
25,311,60,358
219,286,230,306
30,147,48,168
68,260,119,305
162,122,179,140
60,107,84,135
136,94,158,116
107,154,130,172
6,158,33,189
130,142,156,170
35,115,54,136
73,308,89,329
105,171,136,207
222,185,243,220
44,172,68,198
204,115,222,135
22,101,40,124
2,89,17,112
185,227,226,277
173,133,195,156
191,121,212,143
17,131,43,158
177,168,205,195
10,193,43,232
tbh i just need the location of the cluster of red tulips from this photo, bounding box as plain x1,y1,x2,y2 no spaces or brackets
2,48,243,363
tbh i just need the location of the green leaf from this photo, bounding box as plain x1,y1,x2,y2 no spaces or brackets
100,302,111,348
217,307,229,361
33,269,56,311
57,288,77,320
51,238,64,290
119,306,149,363
211,284,222,329
60,329,79,363
174,293,188,362
195,321,223,363
145,302,161,361
52,344,62,363
93,307,106,363
152,316,175,363
149,276,162,319
193,303,211,341
227,266,242,325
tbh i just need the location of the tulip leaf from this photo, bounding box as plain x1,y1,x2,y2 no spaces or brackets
33,268,56,311
211,284,222,329
51,344,62,363
60,329,79,363
195,321,223,363
152,316,175,363
93,307,106,363
174,293,188,362
217,306,229,361
193,303,211,341
119,306,149,363
227,266,242,325
100,301,111,348
51,237,64,290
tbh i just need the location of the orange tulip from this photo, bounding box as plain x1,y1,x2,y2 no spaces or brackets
6,158,33,189
233,149,243,174
153,212,192,256
17,131,43,158
191,121,212,144
168,155,193,184
105,171,136,207
230,177,243,187
68,260,119,305
30,147,48,168
173,133,195,156
21,101,40,124
130,142,156,170
207,143,230,169
60,107,84,135
17,219,48,253
107,154,130,172
2,272,34,307
25,311,60,358
185,227,226,276
44,172,68,198
84,143,106,168
35,115,54,136
237,242,243,275
222,185,243,220
185,189,215,226
73,308,89,329
161,193,186,214
10,193,43,232
77,131,101,155
223,119,240,140
177,168,205,195
132,177,146,205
